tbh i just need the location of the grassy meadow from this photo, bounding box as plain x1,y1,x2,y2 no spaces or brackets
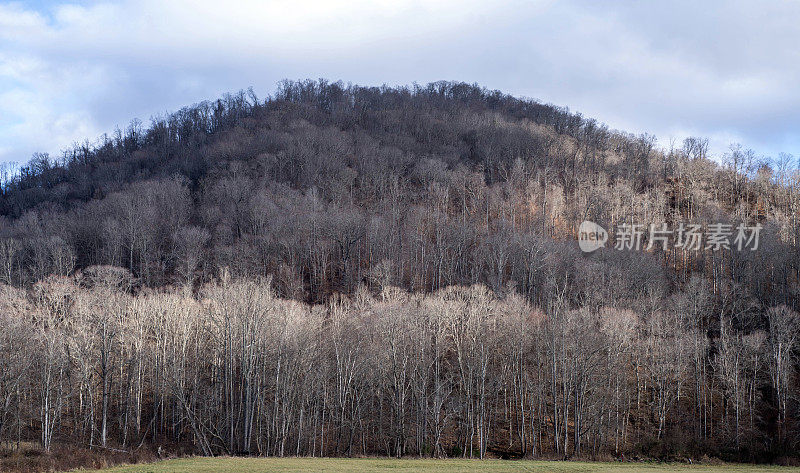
77,457,800,473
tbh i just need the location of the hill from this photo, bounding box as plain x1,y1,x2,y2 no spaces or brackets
0,80,793,306
0,80,797,467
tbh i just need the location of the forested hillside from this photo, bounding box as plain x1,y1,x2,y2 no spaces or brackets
0,81,798,466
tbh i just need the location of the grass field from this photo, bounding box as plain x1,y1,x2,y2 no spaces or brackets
77,457,800,473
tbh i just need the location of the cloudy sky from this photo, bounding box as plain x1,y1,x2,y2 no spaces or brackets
1,0,799,165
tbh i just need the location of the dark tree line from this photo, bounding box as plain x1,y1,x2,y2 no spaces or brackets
0,80,798,462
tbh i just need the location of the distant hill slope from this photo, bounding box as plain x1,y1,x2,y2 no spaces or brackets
0,80,794,311
1,80,799,466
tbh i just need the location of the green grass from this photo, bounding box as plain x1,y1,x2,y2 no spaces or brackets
76,457,800,473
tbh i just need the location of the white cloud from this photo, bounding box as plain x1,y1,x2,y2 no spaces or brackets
1,0,799,164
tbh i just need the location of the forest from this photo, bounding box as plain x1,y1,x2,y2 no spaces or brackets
0,80,797,465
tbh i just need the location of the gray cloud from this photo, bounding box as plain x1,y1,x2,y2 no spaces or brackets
1,0,799,165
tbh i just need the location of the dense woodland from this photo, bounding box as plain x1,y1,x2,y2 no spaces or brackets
0,81,798,464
